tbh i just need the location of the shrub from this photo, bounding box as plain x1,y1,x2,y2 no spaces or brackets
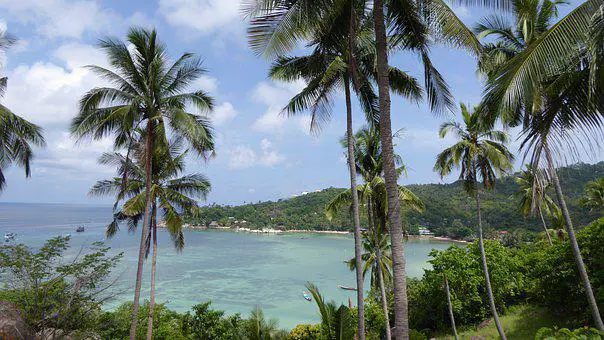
288,324,320,339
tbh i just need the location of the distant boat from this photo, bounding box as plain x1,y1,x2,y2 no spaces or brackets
4,233,15,242
75,226,85,233
302,291,312,301
338,285,357,291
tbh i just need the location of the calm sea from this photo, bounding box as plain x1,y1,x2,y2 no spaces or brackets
0,202,452,328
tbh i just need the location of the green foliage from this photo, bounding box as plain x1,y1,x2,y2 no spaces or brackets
306,282,355,340
287,324,320,340
580,178,604,213
187,162,604,235
527,218,604,324
0,236,122,334
182,302,244,339
535,326,603,340
99,301,185,340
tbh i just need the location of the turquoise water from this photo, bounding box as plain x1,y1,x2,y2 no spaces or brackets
0,202,452,328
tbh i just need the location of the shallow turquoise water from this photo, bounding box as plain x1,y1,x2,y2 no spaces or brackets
0,203,452,328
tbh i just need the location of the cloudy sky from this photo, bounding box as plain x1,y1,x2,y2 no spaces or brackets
0,0,597,206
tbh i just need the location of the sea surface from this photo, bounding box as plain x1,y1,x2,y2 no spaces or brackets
0,202,453,328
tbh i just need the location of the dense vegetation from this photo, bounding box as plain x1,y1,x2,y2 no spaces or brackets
187,162,604,235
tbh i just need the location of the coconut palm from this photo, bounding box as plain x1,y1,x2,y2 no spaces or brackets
0,30,45,192
89,137,211,338
514,164,559,245
479,0,604,329
326,126,423,340
244,307,281,340
268,10,423,336
434,103,514,340
71,27,215,339
580,178,604,212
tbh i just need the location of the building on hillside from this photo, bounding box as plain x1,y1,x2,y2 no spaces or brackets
418,228,433,236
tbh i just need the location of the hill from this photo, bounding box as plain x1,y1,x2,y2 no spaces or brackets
187,162,604,235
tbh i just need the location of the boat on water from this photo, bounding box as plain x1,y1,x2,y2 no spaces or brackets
75,226,85,233
302,291,312,301
338,285,357,291
4,233,15,242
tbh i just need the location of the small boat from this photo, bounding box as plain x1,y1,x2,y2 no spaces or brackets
338,285,357,291
75,226,85,233
4,233,15,242
302,291,312,301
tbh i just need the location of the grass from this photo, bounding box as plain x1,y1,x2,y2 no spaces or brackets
435,304,572,339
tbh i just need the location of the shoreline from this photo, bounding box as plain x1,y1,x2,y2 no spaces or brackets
167,224,467,243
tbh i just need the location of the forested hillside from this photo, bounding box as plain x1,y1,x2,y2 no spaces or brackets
188,162,604,234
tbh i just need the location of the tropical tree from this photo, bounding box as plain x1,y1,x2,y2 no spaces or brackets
89,137,211,339
306,282,355,340
0,30,45,192
326,126,424,340
267,9,423,337
244,307,281,340
580,178,604,212
434,103,514,340
514,164,558,245
246,0,482,336
479,0,604,329
71,27,215,339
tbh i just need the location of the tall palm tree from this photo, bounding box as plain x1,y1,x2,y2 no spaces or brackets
244,307,280,340
90,138,211,339
0,30,45,192
580,178,604,212
326,126,423,340
268,12,422,337
515,164,558,245
434,103,514,340
71,27,215,339
479,0,604,329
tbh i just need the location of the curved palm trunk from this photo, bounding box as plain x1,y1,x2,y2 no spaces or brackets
146,204,158,340
368,198,391,340
344,75,366,340
544,145,604,330
444,275,458,340
475,186,506,340
537,205,553,245
130,120,154,339
373,1,409,338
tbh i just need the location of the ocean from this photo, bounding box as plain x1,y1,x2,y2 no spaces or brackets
0,202,452,328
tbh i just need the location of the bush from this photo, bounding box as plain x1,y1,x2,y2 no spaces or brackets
288,324,320,339
0,236,122,335
535,326,603,339
182,301,244,339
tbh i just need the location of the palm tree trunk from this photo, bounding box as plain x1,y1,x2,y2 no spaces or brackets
444,275,458,340
344,74,366,340
475,185,506,340
373,1,409,338
544,145,604,330
146,204,158,340
377,248,392,340
130,120,154,340
537,205,553,246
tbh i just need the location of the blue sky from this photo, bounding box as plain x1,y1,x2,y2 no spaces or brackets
0,0,598,205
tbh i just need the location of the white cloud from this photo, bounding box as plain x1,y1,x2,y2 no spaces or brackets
0,0,119,38
159,0,241,34
228,145,257,170
3,44,107,125
452,5,471,19
194,75,219,93
227,138,285,170
36,132,114,175
212,102,238,126
250,80,311,134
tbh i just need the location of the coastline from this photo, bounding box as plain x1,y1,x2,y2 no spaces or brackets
166,224,467,243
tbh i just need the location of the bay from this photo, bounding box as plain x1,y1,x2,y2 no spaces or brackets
0,202,452,328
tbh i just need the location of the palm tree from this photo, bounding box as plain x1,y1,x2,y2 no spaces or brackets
268,11,423,337
580,178,604,212
71,27,215,339
515,164,558,245
244,307,281,340
305,282,355,340
246,0,480,336
434,103,514,340
89,137,211,339
326,126,424,340
479,0,604,329
0,30,45,192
